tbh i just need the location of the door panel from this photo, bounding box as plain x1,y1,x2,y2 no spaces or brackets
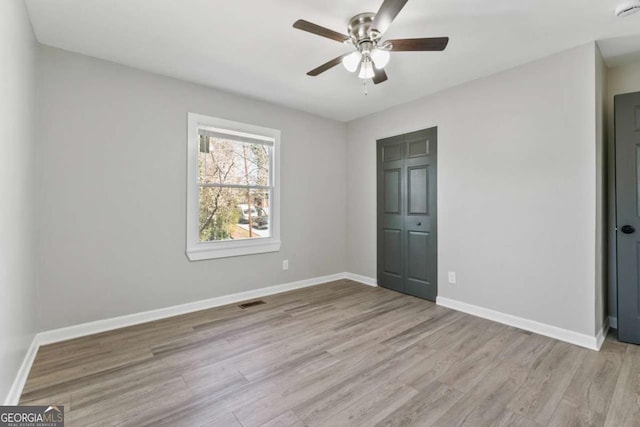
384,169,401,213
615,91,640,344
377,128,437,301
408,166,428,215
382,144,402,162
408,139,429,158
383,229,402,275
407,231,429,281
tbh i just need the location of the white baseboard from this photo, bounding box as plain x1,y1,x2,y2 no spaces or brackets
6,272,366,404
436,296,603,351
4,335,39,405
609,316,617,329
38,271,377,345
344,272,378,287
38,272,350,345
31,272,620,405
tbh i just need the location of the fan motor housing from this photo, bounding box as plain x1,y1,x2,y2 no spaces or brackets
348,13,378,43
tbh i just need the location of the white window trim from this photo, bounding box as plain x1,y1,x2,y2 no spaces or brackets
186,113,281,261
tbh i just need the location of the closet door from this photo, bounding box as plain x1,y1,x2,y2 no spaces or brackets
377,135,405,293
403,129,437,300
377,128,438,301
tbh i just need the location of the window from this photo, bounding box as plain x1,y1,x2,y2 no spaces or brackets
186,113,280,260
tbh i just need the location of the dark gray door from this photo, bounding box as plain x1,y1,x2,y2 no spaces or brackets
615,92,640,344
377,127,437,301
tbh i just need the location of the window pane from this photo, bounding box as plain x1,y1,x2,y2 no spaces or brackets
199,137,271,186
199,187,271,242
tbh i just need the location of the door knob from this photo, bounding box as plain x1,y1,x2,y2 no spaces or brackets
621,225,635,234
417,222,422,226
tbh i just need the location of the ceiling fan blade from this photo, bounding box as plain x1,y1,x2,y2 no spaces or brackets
307,54,348,76
371,0,408,36
373,68,388,84
387,37,449,51
293,20,350,43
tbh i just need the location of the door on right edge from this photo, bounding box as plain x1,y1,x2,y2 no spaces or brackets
377,127,437,301
615,91,640,344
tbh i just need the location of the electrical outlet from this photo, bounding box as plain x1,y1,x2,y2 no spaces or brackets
448,272,456,284
282,260,289,270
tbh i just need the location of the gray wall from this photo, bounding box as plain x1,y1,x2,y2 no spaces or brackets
37,46,348,330
34,39,611,339
606,59,640,323
347,43,601,336
0,0,38,402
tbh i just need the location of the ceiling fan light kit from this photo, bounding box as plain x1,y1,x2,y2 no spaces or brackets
358,58,375,79
342,51,362,72
293,0,449,85
615,1,640,17
371,49,391,69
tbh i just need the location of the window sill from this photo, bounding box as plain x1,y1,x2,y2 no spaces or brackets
186,240,281,261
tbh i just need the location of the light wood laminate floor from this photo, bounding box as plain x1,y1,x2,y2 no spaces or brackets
20,280,640,426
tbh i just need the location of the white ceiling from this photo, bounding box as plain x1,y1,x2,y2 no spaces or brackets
598,33,640,67
25,0,640,122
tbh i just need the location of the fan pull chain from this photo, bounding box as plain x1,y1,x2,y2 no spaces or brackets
363,80,368,96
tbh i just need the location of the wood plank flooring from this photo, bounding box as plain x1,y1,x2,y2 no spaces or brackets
20,280,640,426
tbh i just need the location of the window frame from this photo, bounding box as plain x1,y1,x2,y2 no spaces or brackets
186,112,281,261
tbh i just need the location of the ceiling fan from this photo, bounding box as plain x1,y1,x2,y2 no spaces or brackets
293,0,449,84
